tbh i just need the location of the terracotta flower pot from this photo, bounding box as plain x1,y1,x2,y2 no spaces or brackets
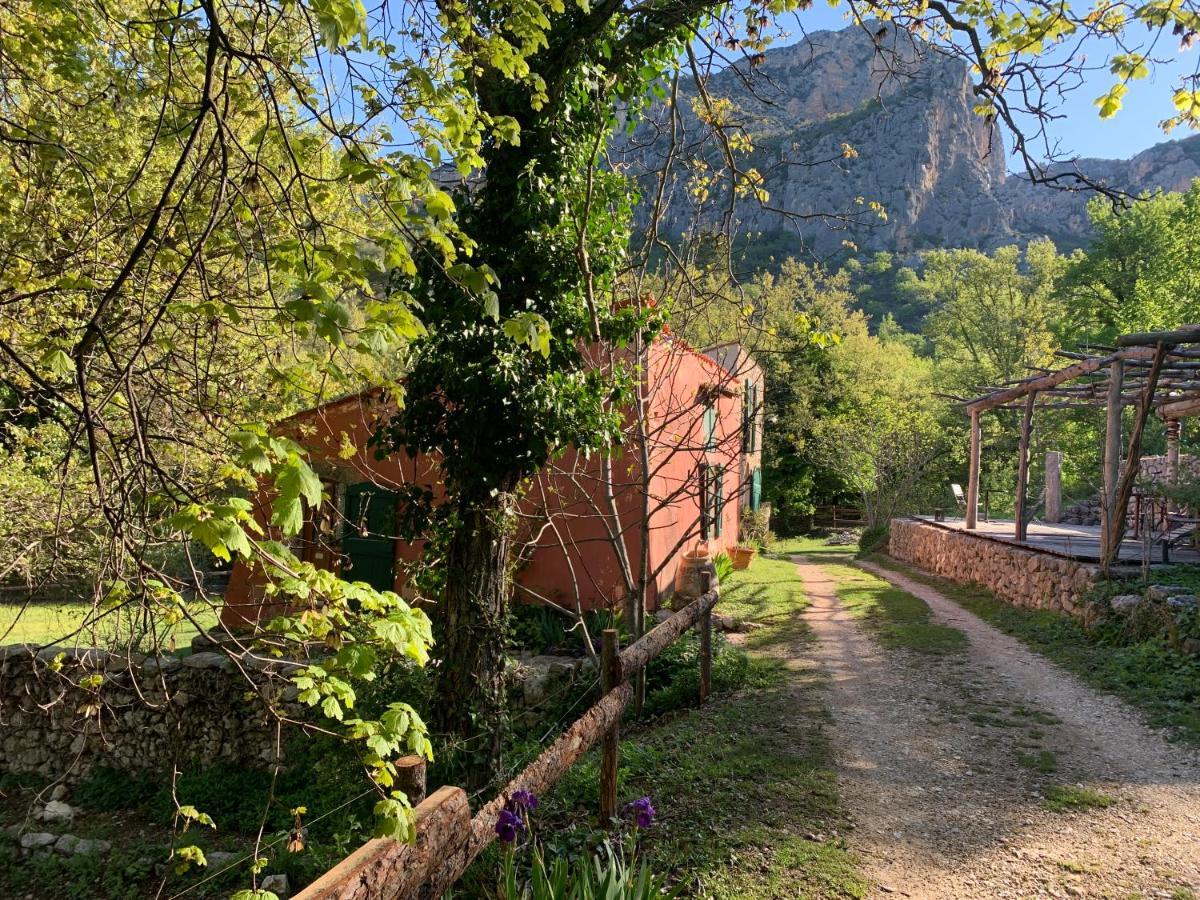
730,545,756,570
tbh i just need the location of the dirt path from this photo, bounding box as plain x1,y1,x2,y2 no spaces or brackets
794,554,1200,900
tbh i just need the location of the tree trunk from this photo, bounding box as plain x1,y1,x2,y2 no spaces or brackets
433,490,515,789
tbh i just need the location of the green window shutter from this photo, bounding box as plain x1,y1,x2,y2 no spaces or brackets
705,403,716,450
699,464,710,540
747,382,757,452
742,380,751,451
714,466,725,537
751,468,762,511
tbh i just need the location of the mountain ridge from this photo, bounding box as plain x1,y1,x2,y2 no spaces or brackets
622,25,1200,259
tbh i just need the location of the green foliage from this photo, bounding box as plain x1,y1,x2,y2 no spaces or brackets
712,552,735,586
509,605,615,656
740,507,773,550
499,838,681,900
642,631,767,718
856,525,890,558
832,560,968,655
0,830,158,900
1042,785,1116,812
1060,183,1200,341
909,240,1067,396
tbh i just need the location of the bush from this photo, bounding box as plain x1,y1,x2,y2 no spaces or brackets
510,604,617,655
856,524,890,557
739,507,772,549
641,632,757,717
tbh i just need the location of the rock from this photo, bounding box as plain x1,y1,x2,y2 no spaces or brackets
181,651,233,671
261,873,290,897
653,608,673,624
37,800,77,825
19,832,57,850
1182,638,1200,657
53,834,80,855
142,655,181,675
206,850,240,870
71,838,111,855
49,784,68,802
1146,584,1190,601
1109,594,1142,614
1167,595,1198,611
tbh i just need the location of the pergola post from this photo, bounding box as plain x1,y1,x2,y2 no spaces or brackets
1044,451,1062,524
1014,392,1036,541
1100,358,1124,559
966,408,981,530
1167,417,1181,511
1101,345,1167,571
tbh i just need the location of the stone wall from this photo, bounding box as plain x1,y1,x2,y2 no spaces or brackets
888,518,1100,619
0,645,304,781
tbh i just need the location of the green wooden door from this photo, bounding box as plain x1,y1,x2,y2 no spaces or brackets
341,483,398,591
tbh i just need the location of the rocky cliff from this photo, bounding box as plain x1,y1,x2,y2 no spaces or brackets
623,25,1200,257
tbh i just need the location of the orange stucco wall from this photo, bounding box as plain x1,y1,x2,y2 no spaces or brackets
221,339,761,629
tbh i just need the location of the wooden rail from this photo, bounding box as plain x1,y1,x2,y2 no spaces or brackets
811,505,865,529
296,577,719,900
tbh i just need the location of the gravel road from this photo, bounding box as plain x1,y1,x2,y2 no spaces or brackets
794,555,1200,900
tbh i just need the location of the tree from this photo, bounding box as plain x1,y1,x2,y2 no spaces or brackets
813,314,948,526
1060,182,1200,342
907,240,1068,396
0,0,532,862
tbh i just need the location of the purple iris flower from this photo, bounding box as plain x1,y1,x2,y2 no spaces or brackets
508,789,539,812
623,796,655,828
495,808,525,843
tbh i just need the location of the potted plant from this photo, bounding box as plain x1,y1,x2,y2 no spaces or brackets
729,544,756,570
731,506,773,570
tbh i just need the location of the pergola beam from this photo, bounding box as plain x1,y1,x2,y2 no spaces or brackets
964,346,1158,413
1159,395,1200,419
1117,325,1200,346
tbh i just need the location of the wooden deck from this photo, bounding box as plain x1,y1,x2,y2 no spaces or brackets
914,517,1200,566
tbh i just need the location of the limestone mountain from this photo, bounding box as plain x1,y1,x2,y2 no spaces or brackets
621,25,1200,260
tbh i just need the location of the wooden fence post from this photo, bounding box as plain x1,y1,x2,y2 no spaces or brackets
600,628,621,824
699,570,713,704
396,755,427,806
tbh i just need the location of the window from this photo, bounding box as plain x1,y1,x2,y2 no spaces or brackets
742,379,757,453
700,464,725,539
704,402,717,450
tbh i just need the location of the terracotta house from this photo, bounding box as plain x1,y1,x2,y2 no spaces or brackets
221,337,764,628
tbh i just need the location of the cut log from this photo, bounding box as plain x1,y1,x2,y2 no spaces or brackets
294,786,470,900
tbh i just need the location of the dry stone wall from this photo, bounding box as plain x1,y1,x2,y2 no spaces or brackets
889,518,1100,619
0,644,304,781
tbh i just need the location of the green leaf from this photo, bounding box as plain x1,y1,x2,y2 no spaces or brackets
39,348,73,378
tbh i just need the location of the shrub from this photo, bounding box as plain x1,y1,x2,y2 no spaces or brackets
856,524,890,557
739,507,772,549
641,632,758,717
510,605,617,655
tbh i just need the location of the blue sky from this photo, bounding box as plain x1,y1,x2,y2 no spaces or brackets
761,6,1198,163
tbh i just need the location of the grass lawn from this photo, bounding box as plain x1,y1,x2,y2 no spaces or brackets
0,599,217,651
808,553,968,656
460,551,866,899
868,554,1200,743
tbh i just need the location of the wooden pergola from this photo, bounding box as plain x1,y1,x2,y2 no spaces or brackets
959,325,1200,571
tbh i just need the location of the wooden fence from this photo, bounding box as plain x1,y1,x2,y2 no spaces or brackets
295,575,720,900
810,505,865,529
